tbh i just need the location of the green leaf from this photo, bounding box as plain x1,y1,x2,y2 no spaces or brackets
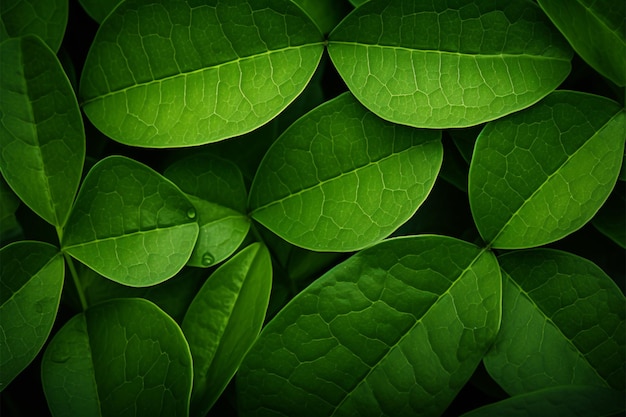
62,156,199,287
469,91,625,249
328,0,573,129
237,235,501,417
0,35,85,228
592,189,626,248
182,242,272,416
0,241,63,390
78,0,123,23
164,153,250,268
79,0,324,147
41,298,193,417
0,177,22,245
248,92,442,251
291,0,350,34
537,0,626,86
460,385,625,417
0,0,68,52
484,249,625,394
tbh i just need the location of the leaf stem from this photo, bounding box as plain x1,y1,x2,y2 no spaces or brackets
64,253,88,311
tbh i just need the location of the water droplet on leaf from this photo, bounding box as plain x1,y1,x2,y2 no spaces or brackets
186,208,196,219
201,253,214,266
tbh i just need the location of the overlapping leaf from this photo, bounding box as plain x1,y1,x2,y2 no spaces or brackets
469,91,625,249
62,156,199,286
248,92,442,251
328,0,573,128
79,0,325,147
237,235,501,417
78,0,122,23
0,0,68,51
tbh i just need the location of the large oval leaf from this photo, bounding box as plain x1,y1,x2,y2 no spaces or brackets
182,243,272,416
79,0,324,147
328,0,573,128
62,156,199,286
41,298,193,417
0,0,68,51
237,235,501,417
0,35,85,228
248,92,442,251
484,249,625,394
0,241,63,390
469,91,625,249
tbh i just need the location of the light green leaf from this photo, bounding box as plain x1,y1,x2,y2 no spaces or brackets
461,385,625,417
183,242,272,416
62,156,199,287
469,91,625,249
41,298,193,417
79,0,324,147
328,0,573,129
484,249,625,394
538,0,626,86
164,153,250,268
0,177,22,245
592,190,626,249
78,0,123,23
248,92,442,252
237,235,501,417
0,241,63,391
0,0,68,51
0,35,85,228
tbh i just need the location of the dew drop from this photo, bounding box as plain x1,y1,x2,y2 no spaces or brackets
201,253,214,266
186,207,196,219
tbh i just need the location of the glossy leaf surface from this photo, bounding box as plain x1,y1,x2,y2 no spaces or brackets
62,156,199,287
183,243,272,416
469,91,625,249
164,153,250,267
42,298,192,417
484,249,625,394
0,241,63,390
80,0,325,147
249,92,442,251
538,0,625,86
328,0,572,128
237,235,501,417
0,0,68,51
0,35,85,227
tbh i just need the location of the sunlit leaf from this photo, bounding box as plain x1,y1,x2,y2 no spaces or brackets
0,0,68,51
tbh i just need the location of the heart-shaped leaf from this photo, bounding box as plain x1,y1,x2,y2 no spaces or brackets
62,156,199,286
41,298,193,417
328,0,573,128
248,92,442,251
79,0,325,147
0,0,68,51
237,235,501,417
0,241,63,391
469,91,625,249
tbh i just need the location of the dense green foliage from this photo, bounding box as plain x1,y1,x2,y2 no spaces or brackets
0,0,624,416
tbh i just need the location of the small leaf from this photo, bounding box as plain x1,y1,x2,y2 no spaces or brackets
328,0,572,128
460,385,625,417
78,0,123,23
42,298,193,417
0,35,85,228
0,241,63,390
164,153,250,267
0,177,22,245
592,190,626,248
79,0,325,147
484,249,625,394
0,0,68,51
291,0,350,34
237,235,501,417
469,91,625,249
538,0,626,86
248,92,442,251
62,156,199,287
183,242,272,416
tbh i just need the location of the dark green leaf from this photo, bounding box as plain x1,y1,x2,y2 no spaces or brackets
0,177,22,245
0,0,68,51
592,189,626,248
62,156,199,287
237,235,501,417
78,0,123,23
249,92,442,251
328,0,572,128
291,0,350,34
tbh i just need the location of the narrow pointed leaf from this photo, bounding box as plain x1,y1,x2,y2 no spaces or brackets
328,0,573,129
0,35,85,227
0,241,63,391
42,298,193,417
469,91,625,249
484,249,625,394
164,153,250,268
237,235,501,417
62,156,199,287
0,0,68,51
183,243,272,416
79,0,325,147
248,92,442,252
